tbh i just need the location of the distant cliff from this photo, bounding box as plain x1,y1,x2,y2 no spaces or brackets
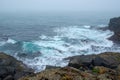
109,17,120,43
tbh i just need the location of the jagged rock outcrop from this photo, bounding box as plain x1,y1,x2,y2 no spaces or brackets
19,52,120,80
67,52,120,69
0,52,34,80
109,17,120,43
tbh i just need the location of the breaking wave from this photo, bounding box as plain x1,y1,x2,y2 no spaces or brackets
0,25,120,72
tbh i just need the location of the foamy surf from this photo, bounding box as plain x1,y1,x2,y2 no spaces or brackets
0,25,119,72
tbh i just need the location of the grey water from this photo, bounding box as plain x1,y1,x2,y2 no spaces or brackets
0,12,112,41
0,12,120,71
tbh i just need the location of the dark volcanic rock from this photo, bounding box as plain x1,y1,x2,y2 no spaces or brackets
0,52,34,80
109,17,120,43
67,52,120,70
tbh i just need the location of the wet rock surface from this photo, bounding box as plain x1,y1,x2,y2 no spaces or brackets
0,52,34,80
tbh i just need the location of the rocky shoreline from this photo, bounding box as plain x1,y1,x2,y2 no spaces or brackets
0,52,34,80
1,52,120,80
19,52,120,80
0,17,120,80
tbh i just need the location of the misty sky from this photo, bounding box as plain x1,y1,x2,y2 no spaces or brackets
0,0,120,13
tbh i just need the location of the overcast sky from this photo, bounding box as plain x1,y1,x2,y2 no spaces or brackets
0,0,120,13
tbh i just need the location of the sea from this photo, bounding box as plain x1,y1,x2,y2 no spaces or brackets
0,12,120,72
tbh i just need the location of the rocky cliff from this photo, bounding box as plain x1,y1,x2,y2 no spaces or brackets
109,17,120,43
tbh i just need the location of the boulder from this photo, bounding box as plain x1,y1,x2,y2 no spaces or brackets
108,17,120,43
0,52,34,80
94,52,120,68
67,52,120,69
66,55,96,70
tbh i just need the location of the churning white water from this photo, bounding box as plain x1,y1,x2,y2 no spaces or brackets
1,25,120,72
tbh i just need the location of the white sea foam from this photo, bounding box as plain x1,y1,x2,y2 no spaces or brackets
7,38,16,44
54,26,113,47
20,57,69,72
16,25,116,72
0,38,17,48
83,25,91,28
0,25,118,72
39,35,48,40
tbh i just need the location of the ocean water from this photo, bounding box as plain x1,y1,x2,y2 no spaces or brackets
0,13,120,72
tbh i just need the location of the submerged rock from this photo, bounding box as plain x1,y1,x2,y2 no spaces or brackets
108,17,120,43
16,51,42,59
0,52,34,80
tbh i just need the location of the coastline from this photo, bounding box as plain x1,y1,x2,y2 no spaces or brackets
17,52,120,80
0,17,120,80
